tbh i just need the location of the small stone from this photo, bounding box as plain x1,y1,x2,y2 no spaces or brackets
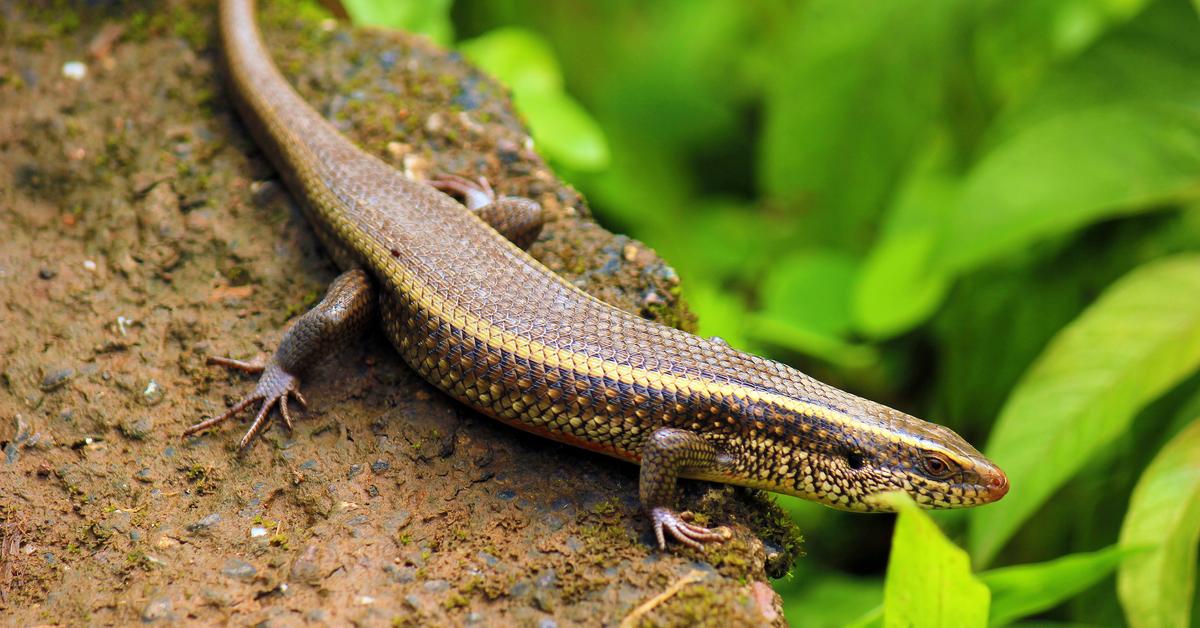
141,595,172,622
221,558,256,581
383,510,411,535
423,579,449,593
538,619,557,628
346,515,368,526
535,569,557,590
120,417,154,440
384,564,416,583
187,513,221,534
139,380,165,406
370,459,390,473
347,463,364,479
497,489,516,500
38,268,56,280
403,550,425,567
299,459,317,470
40,368,74,392
62,60,87,81
200,588,233,608
533,590,555,612
477,551,499,567
509,580,531,598
135,468,153,482
291,545,322,584
306,609,329,622
378,50,399,70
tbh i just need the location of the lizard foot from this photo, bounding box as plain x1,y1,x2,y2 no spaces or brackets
650,507,732,550
429,173,496,209
184,357,307,449
430,172,543,249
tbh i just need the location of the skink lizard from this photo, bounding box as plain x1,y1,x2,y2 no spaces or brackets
189,0,1009,550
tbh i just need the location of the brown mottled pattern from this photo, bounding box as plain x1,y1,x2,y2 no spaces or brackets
213,0,1009,542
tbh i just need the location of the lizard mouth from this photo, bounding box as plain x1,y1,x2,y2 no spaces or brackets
984,469,1010,502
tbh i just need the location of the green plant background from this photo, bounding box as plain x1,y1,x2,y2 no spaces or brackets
341,0,1200,624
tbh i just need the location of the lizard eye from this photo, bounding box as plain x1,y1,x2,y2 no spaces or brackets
920,453,957,480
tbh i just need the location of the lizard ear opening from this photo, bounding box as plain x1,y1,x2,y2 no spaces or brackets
840,447,865,470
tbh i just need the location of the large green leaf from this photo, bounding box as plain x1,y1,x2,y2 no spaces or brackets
852,138,956,338
970,254,1200,565
760,249,858,338
971,0,1152,106
1118,416,1200,628
882,493,990,628
760,0,965,246
934,103,1200,275
460,28,610,171
981,546,1133,626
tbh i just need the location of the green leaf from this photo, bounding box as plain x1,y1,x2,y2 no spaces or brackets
970,254,1200,565
935,103,1200,275
760,0,965,246
459,28,563,95
745,313,880,371
1118,415,1200,628
778,571,883,628
513,90,611,172
760,249,858,338
981,546,1134,626
460,28,610,171
341,0,453,45
987,1,1200,144
881,492,990,628
853,138,956,338
971,0,1152,105
686,280,754,352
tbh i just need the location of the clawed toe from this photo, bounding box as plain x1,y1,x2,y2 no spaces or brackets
206,355,266,374
650,507,732,550
185,360,305,449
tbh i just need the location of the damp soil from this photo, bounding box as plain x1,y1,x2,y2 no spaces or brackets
0,1,802,625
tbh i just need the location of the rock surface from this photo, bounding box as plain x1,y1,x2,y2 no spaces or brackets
0,1,801,624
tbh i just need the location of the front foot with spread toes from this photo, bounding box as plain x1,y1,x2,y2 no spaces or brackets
184,357,307,449
651,507,733,551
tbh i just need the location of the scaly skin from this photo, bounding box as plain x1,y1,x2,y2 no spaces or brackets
190,0,1009,550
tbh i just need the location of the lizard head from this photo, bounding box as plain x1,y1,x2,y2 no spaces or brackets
712,395,1008,511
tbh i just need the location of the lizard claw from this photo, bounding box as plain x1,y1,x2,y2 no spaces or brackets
185,359,305,449
650,507,732,551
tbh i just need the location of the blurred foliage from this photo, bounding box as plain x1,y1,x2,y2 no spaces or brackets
342,0,1200,624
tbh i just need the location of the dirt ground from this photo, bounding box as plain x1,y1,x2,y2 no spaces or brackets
0,1,802,625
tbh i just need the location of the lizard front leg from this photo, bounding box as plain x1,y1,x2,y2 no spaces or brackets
185,268,374,449
640,427,734,550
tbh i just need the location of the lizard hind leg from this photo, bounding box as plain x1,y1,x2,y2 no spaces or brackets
430,174,544,250
184,269,374,449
